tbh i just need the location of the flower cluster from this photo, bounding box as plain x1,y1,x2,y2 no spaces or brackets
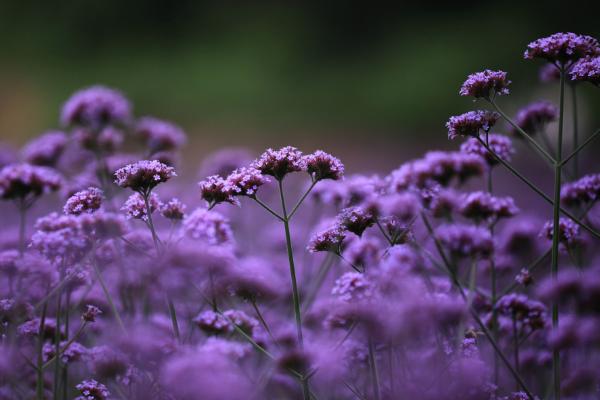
446,110,499,139
135,116,187,154
460,134,514,166
64,187,104,215
560,173,600,207
570,56,600,85
459,69,511,98
524,32,600,64
512,101,558,135
61,85,132,129
251,146,305,180
21,131,68,166
114,160,176,192
0,164,62,201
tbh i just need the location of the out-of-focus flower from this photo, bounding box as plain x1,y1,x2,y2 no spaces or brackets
524,32,600,64
436,223,494,258
459,191,519,222
560,173,600,207
460,134,514,166
198,148,253,178
332,272,374,302
73,126,125,154
539,63,561,82
446,110,499,139
307,223,346,253
540,218,580,248
64,187,103,215
303,150,344,181
495,293,547,332
82,305,102,323
182,208,234,246
251,146,305,180
512,101,558,135
570,56,600,85
161,198,186,220
44,341,88,364
74,379,111,400
114,160,176,193
135,116,187,154
61,85,132,129
0,164,62,201
515,268,534,287
21,131,68,166
193,310,232,335
459,70,511,98
336,207,375,237
122,192,161,221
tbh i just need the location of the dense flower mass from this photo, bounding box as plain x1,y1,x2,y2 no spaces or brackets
570,56,600,85
3,33,600,399
459,69,511,98
446,110,499,139
61,85,132,128
524,32,600,63
114,160,176,192
512,101,558,135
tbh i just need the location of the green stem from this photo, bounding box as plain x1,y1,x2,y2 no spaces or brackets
166,295,181,343
250,299,275,342
550,65,566,400
368,338,381,400
92,257,126,333
560,128,600,167
252,196,284,222
288,180,317,220
142,191,160,254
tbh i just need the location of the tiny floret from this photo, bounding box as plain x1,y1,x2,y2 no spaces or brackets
82,305,102,323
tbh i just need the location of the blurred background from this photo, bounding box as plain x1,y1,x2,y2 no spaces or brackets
1,0,599,173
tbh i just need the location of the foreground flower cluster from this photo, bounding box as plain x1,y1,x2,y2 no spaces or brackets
0,32,599,400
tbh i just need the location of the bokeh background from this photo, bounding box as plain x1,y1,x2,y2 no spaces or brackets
1,0,599,174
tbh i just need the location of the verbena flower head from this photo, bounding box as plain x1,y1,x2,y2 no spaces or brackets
307,223,346,253
82,305,102,323
135,116,187,153
21,131,68,166
0,163,62,201
513,101,558,135
61,85,132,129
303,150,344,181
114,160,176,192
160,198,186,220
336,207,375,237
193,310,232,335
332,272,374,302
64,187,103,215
182,208,234,246
446,110,499,139
122,192,161,221
560,173,600,206
524,32,600,64
460,134,514,166
436,223,493,258
569,56,600,86
251,146,305,180
74,126,124,154
459,70,511,99
75,379,111,400
44,340,87,364
198,175,237,207
225,167,269,197
495,293,547,331
541,218,580,248
459,191,519,222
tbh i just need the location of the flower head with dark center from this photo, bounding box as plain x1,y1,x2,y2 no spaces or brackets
460,134,514,166
512,101,558,135
524,32,600,64
61,85,132,129
307,223,346,253
75,379,111,400
541,218,580,249
560,174,600,207
446,110,499,139
570,56,600,86
251,146,305,180
135,116,187,154
225,167,269,197
160,198,186,220
198,175,237,207
459,70,511,99
64,187,103,215
114,160,176,193
22,131,68,166
337,207,375,237
303,150,344,181
122,192,161,221
0,164,62,201
459,191,519,222
436,223,494,258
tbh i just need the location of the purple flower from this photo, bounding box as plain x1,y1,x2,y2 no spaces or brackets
160,198,186,220
251,146,305,180
114,160,176,193
495,293,547,331
459,191,519,222
64,187,103,215
569,56,600,86
436,223,493,258
21,131,68,166
343,237,382,267
307,223,346,253
460,134,514,166
512,101,558,135
0,163,62,201
524,32,600,64
82,305,102,323
61,85,132,129
515,268,533,287
303,150,344,181
225,167,269,197
135,116,187,153
446,110,499,139
459,69,511,98
336,207,375,237
122,192,161,221
332,272,374,302
193,310,232,335
198,175,237,207
73,126,124,153
74,379,110,400
560,173,600,206
540,218,580,248
44,341,88,364
182,208,234,246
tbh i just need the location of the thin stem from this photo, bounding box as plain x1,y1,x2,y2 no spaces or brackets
250,299,276,343
550,65,566,400
560,128,600,167
513,314,520,390
92,257,126,333
571,84,579,179
489,100,555,164
41,323,87,370
288,180,317,220
142,191,160,254
252,196,284,222
166,295,181,344
368,338,381,400
501,249,552,296
36,302,48,400
475,136,600,239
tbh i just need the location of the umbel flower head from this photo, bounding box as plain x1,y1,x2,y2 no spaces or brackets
303,150,344,181
459,69,511,99
570,56,600,86
61,85,132,129
21,131,68,166
446,110,500,139
0,163,62,201
436,223,494,258
251,146,305,180
560,173,600,207
524,32,600,64
161,198,186,220
114,160,176,193
198,175,237,207
122,192,161,221
225,167,269,197
541,218,581,249
512,101,558,135
135,116,187,154
64,187,103,215
460,134,515,166
74,379,110,400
